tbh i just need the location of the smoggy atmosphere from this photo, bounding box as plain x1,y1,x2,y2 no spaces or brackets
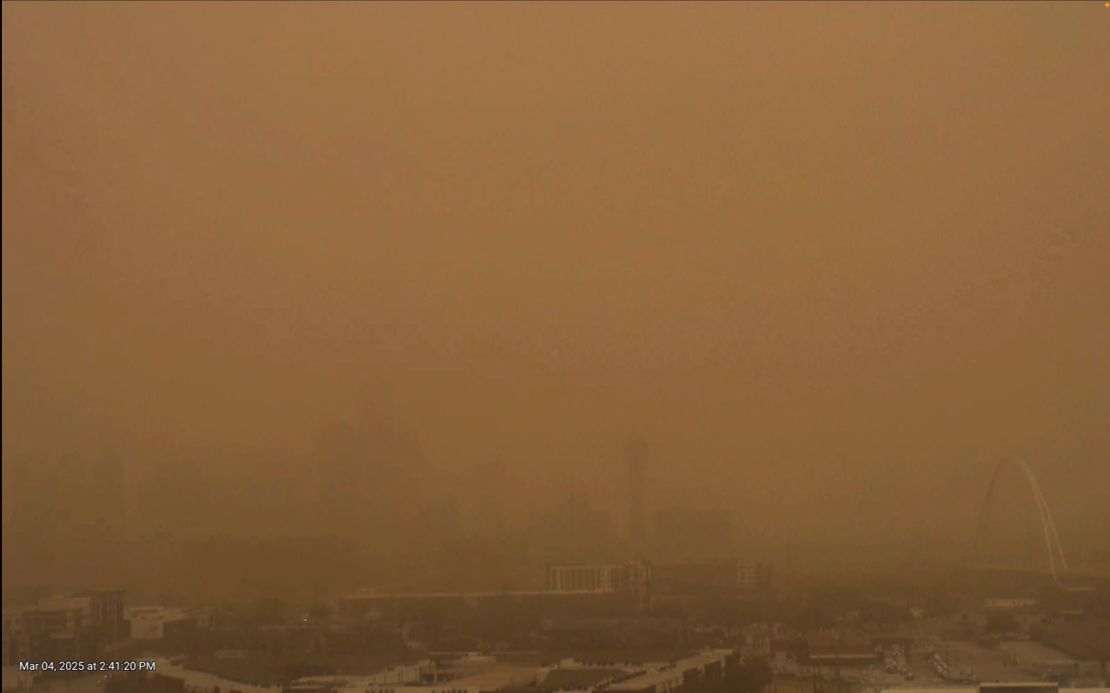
3,2,1109,609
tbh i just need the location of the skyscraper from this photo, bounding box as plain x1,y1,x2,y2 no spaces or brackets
626,433,647,560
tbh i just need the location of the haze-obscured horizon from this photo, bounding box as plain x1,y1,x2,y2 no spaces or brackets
3,2,1108,598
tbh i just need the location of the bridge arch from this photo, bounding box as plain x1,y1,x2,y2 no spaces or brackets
973,457,1068,581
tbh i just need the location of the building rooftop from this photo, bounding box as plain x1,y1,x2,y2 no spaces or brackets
881,687,1110,693
344,590,614,600
603,650,732,692
35,596,91,612
540,668,628,691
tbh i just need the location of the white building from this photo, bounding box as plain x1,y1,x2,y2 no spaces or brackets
127,607,194,641
291,661,437,689
152,659,279,693
882,686,1110,693
606,650,734,693
736,562,773,591
547,564,627,593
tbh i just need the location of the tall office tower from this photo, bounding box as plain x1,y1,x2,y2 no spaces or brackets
626,433,648,560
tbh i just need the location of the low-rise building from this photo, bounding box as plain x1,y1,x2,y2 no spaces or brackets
546,563,651,598
882,685,1110,693
736,563,773,592
547,565,627,594
606,650,735,693
1,590,126,665
151,658,280,693
128,607,195,641
652,561,773,597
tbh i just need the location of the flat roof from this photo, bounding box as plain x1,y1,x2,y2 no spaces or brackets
880,688,1110,693
343,590,615,600
605,650,732,691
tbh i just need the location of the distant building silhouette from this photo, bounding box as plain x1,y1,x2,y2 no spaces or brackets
652,505,733,563
626,434,648,561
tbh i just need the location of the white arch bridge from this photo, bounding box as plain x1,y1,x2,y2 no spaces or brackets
969,457,1070,582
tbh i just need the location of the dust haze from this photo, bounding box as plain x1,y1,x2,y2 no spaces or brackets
3,2,1109,605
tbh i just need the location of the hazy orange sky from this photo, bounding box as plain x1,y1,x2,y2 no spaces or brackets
3,2,1108,558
